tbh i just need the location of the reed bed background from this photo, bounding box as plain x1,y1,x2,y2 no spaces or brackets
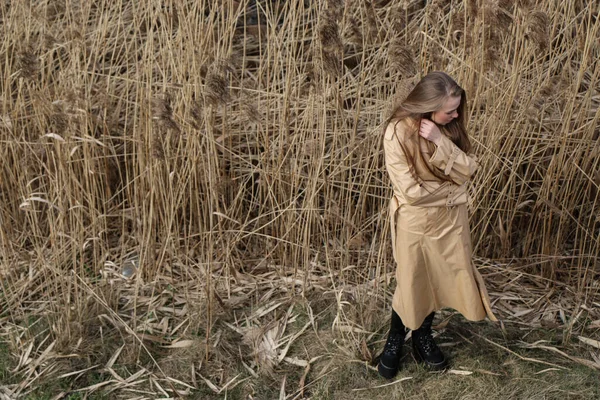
1,0,599,398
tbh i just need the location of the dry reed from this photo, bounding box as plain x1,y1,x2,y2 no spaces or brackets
0,0,599,397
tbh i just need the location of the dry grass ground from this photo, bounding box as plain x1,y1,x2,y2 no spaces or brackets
2,259,599,398
1,0,599,398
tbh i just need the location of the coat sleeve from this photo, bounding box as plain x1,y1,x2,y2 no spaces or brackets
384,123,453,205
428,134,479,185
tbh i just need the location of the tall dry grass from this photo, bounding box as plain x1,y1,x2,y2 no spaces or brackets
0,0,599,396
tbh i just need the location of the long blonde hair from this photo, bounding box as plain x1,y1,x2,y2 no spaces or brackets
385,72,471,183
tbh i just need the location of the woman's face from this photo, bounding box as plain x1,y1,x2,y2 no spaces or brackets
431,96,461,125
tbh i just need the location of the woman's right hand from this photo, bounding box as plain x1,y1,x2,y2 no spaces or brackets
419,119,442,145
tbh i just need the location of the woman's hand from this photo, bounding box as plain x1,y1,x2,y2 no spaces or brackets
419,119,442,145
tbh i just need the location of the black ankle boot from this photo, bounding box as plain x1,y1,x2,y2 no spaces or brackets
411,312,448,370
378,310,406,379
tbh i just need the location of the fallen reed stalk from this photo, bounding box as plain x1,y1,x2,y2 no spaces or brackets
0,0,599,397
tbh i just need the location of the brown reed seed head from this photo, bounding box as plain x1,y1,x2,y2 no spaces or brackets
527,11,549,51
394,76,419,105
18,49,39,80
319,14,342,51
190,100,203,130
326,0,345,21
204,71,230,106
321,50,342,78
427,0,445,15
343,16,363,45
214,56,238,78
388,5,408,35
467,0,479,19
483,1,499,23
318,12,343,77
152,136,165,160
45,0,66,22
498,0,515,7
429,46,445,70
484,44,501,70
151,95,174,121
517,0,533,10
241,97,261,124
43,34,58,50
494,0,515,28
388,40,416,75
364,0,378,39
151,95,181,133
50,108,69,134
161,117,181,133
327,0,345,11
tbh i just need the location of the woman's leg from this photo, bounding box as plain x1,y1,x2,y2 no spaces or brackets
378,309,407,379
411,312,448,370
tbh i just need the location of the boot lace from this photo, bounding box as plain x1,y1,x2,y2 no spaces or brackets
416,332,438,354
384,332,404,354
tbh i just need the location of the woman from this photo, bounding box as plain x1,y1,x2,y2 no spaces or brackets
378,71,497,378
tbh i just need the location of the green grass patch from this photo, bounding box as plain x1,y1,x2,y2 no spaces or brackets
191,315,600,400
308,317,600,400
0,340,15,385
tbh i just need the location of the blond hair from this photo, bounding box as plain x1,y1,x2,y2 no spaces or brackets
385,72,471,183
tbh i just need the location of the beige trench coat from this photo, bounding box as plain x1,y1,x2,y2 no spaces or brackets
383,119,497,330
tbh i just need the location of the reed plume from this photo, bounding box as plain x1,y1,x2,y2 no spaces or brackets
151,94,181,133
0,0,599,397
343,16,363,45
17,48,39,80
388,40,416,75
319,14,343,51
204,70,231,106
527,10,550,51
467,0,478,19
319,13,343,78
